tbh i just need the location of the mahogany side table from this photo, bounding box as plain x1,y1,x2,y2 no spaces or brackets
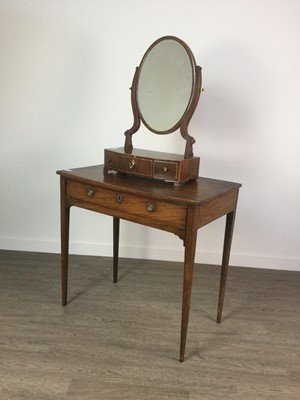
57,164,241,362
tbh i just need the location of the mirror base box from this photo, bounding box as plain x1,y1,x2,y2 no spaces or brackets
104,147,200,185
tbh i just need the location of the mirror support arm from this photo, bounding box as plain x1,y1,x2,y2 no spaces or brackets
124,67,141,153
181,131,195,159
180,66,202,159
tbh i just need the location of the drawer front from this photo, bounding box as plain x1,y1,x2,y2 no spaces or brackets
153,161,178,180
117,154,153,176
66,181,186,230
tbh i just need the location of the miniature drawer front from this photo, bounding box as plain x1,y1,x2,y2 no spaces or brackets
105,150,153,177
66,181,186,228
153,161,178,180
117,154,152,176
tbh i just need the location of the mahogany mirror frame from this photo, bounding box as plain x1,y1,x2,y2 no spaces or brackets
124,36,202,159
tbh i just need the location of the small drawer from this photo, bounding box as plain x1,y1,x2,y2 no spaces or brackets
117,154,152,176
153,161,178,180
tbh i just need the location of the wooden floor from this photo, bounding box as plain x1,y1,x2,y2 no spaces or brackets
0,250,299,399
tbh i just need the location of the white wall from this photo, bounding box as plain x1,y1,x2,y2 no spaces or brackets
1,0,299,271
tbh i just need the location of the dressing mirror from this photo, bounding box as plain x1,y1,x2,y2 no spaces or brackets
104,36,203,185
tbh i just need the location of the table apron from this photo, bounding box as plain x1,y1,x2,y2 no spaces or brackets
196,189,239,229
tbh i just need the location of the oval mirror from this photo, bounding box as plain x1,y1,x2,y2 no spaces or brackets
137,36,197,133
124,36,202,159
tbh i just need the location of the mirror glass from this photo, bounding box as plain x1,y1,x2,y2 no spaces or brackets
137,37,195,133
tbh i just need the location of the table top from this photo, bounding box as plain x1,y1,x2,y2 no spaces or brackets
57,165,241,206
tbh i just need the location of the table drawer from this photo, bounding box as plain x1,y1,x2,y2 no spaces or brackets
66,180,186,229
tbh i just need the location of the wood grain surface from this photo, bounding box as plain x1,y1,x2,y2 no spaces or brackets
0,250,299,399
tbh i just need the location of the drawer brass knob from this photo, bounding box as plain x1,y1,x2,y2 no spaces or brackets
129,159,136,169
116,194,123,203
87,188,94,197
163,167,168,172
147,201,155,212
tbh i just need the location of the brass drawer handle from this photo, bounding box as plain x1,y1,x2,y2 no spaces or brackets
147,201,155,212
116,194,123,203
129,159,136,169
87,188,94,197
163,167,168,172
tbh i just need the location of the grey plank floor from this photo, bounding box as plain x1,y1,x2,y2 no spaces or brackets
0,250,299,399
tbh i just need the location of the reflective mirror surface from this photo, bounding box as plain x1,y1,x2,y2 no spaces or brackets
137,37,195,133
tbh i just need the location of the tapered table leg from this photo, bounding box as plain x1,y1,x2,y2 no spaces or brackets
113,217,120,283
180,205,198,362
180,229,197,362
217,210,236,323
60,177,70,307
